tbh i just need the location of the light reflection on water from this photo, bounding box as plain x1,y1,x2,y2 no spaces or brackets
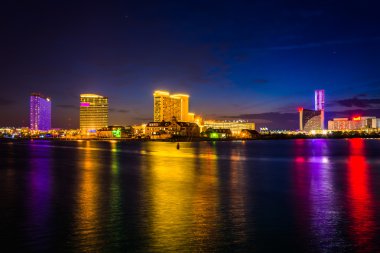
0,139,380,252
74,141,102,250
347,139,375,252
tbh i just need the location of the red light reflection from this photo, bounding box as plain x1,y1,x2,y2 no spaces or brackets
347,138,374,249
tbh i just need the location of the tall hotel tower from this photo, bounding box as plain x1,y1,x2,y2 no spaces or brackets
153,90,190,122
298,89,325,131
30,93,51,131
80,94,108,132
315,89,325,129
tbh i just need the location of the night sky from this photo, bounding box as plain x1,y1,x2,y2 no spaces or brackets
1,0,380,129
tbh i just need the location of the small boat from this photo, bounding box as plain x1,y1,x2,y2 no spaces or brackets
177,142,180,149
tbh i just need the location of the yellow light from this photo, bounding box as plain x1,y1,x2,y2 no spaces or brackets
153,90,170,96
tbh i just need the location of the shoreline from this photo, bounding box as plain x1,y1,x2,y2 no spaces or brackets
1,135,380,142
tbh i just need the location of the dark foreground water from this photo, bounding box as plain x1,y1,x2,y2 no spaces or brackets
1,139,380,252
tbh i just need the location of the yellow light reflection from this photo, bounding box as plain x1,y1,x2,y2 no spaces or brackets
143,142,220,251
190,143,220,250
74,141,100,248
108,142,122,242
227,147,248,244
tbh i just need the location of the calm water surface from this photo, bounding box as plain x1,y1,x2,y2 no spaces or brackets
1,139,380,252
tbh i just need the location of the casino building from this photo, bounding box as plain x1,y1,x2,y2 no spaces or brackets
30,93,51,131
328,117,379,130
299,108,323,132
80,94,108,132
153,90,195,122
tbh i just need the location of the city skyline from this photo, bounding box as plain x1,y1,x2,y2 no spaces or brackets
1,1,380,129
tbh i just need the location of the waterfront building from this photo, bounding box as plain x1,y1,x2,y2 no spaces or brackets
97,125,133,138
188,112,195,122
328,116,378,130
153,90,190,122
30,93,51,131
315,90,325,111
80,94,108,132
145,116,200,139
205,128,232,139
194,115,204,126
315,89,325,129
240,129,260,139
298,107,323,131
203,120,255,136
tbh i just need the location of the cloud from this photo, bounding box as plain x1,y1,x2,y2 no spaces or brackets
132,117,152,122
218,112,298,129
335,96,380,108
56,104,78,110
109,108,130,113
0,97,14,106
267,36,380,51
327,108,380,118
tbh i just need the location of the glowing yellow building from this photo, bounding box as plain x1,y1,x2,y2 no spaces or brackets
80,94,108,132
188,112,195,122
203,120,255,136
153,90,190,122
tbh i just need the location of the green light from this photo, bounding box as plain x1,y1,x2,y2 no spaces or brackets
112,129,121,138
210,132,219,139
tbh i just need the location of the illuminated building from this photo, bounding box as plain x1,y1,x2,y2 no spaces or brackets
315,89,325,129
298,107,323,131
30,93,51,131
206,128,232,139
97,125,133,138
153,90,190,122
188,112,195,122
328,116,378,130
194,115,204,126
203,120,255,136
315,90,325,110
240,129,260,139
146,116,200,139
80,94,108,132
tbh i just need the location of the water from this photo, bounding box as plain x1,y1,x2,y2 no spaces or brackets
1,139,380,252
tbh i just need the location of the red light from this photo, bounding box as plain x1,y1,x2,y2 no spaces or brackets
298,107,303,112
353,116,361,121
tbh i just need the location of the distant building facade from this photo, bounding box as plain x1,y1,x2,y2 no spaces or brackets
153,90,191,122
315,90,325,111
240,129,260,139
97,125,133,138
203,120,255,136
328,117,378,130
315,89,325,129
299,108,323,131
80,94,108,132
30,93,51,131
146,117,200,139
205,128,232,139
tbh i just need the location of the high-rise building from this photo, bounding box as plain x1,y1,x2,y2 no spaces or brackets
30,93,51,131
170,94,189,122
315,90,325,110
315,89,325,129
299,107,323,131
80,94,108,132
153,90,190,122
